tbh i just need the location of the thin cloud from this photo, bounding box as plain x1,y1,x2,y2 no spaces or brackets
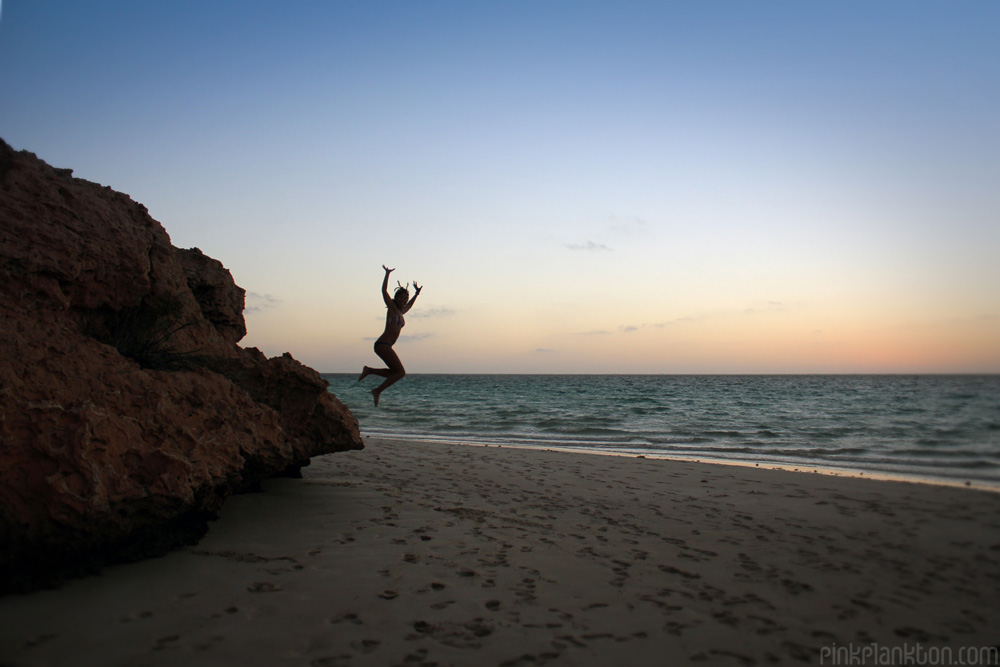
409,307,456,318
245,292,281,314
576,323,654,334
566,240,611,252
744,300,796,315
663,301,801,325
606,215,649,235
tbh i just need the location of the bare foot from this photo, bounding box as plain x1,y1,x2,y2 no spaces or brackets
372,389,381,407
358,366,372,382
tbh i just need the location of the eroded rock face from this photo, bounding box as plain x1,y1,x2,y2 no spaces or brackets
177,247,247,344
0,138,363,593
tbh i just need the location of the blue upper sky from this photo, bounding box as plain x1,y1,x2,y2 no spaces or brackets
2,1,998,372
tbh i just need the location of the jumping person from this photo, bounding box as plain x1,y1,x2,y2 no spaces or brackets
358,264,422,406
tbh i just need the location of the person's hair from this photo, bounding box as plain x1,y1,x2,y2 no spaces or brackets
393,287,409,305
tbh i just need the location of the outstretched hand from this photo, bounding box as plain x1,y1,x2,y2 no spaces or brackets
413,281,422,294
383,265,395,274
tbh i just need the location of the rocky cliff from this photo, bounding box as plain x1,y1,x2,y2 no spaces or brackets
0,138,363,593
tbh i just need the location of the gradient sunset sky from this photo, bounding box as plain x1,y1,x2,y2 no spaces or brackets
2,1,997,373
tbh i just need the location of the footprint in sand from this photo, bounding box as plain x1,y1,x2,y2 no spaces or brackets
780,578,813,595
310,655,352,667
330,612,363,625
152,635,180,650
401,649,430,664
349,638,381,654
247,582,282,593
120,611,154,623
658,565,701,580
411,619,495,648
209,606,240,619
895,626,947,642
21,633,58,649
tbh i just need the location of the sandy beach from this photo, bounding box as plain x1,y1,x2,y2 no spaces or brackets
2,437,998,666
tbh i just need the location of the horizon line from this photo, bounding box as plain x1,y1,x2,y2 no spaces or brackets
320,371,1000,377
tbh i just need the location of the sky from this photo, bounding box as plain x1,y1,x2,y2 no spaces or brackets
1,1,998,374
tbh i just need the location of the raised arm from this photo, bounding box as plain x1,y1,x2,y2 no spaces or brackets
381,265,394,308
402,281,422,314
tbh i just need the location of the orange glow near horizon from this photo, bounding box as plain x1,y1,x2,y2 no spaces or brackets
242,303,1000,374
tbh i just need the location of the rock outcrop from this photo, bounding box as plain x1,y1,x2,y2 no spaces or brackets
0,138,363,594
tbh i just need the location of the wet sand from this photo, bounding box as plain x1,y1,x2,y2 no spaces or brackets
2,437,999,666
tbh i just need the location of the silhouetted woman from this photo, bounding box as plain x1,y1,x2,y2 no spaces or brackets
358,264,422,406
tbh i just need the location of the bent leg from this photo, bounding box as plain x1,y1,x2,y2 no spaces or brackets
358,366,390,381
372,345,406,406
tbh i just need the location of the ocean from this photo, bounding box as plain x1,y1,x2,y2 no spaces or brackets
324,374,1000,486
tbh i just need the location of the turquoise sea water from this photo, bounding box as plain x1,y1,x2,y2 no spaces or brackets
324,374,1000,486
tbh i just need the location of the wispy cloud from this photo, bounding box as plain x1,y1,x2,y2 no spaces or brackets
400,333,433,343
577,329,611,335
658,301,802,326
245,292,281,314
566,240,612,252
743,300,790,315
606,215,649,235
409,306,456,318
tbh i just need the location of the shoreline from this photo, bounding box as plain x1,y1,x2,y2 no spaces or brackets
362,432,1000,493
2,436,998,666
